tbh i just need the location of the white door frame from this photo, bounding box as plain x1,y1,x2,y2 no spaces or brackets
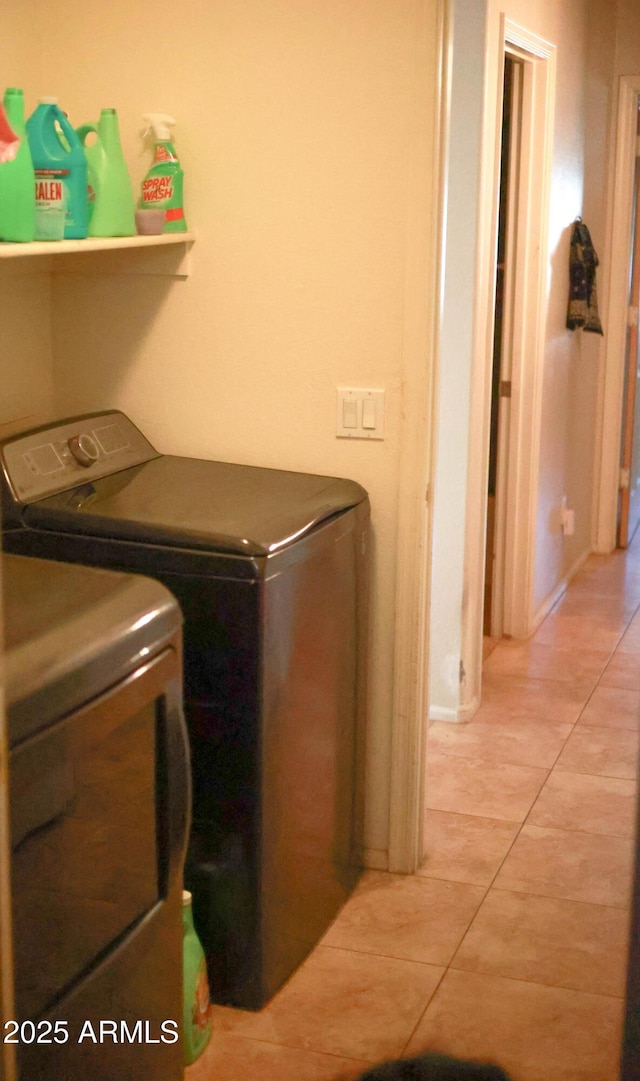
386,0,448,873
461,18,556,718
594,76,640,554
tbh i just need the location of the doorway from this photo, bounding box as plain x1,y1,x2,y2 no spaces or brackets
459,20,556,731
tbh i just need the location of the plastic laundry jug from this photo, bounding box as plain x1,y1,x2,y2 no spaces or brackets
76,108,135,237
26,98,88,240
182,889,213,1065
0,88,36,242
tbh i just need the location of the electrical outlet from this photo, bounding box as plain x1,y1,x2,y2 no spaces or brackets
560,497,575,536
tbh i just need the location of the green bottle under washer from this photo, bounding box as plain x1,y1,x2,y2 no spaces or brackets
182,889,213,1065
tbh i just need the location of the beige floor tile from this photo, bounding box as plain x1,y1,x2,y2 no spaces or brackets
614,616,640,654
555,724,639,779
482,636,501,662
551,590,639,624
577,684,640,730
482,640,611,688
405,969,623,1081
418,810,520,887
428,716,572,768
494,824,634,907
564,552,640,596
601,651,640,691
476,672,590,725
532,611,623,652
185,1031,367,1081
214,946,444,1062
426,752,548,822
527,770,637,838
451,888,629,996
321,871,485,966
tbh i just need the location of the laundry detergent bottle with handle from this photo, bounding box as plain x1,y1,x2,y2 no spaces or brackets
26,98,88,240
139,113,187,232
0,88,36,242
182,890,212,1065
76,108,135,237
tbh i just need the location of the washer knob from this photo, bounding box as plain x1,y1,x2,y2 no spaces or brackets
68,433,99,468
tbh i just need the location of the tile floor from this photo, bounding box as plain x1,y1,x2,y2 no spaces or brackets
187,538,640,1081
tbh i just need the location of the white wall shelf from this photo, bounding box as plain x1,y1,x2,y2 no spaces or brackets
0,232,195,277
0,232,195,257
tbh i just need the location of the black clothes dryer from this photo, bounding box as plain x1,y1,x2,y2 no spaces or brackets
3,553,189,1080
1,410,370,1009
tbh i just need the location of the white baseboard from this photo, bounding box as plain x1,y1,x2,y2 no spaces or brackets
362,847,388,871
429,693,480,724
428,705,460,722
529,547,591,635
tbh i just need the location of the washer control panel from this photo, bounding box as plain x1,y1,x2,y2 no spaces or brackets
0,412,160,503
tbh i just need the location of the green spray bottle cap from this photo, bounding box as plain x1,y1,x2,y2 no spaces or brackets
143,113,177,141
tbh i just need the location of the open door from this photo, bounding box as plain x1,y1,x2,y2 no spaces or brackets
485,54,523,637
618,100,640,548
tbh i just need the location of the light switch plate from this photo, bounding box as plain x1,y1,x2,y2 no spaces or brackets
336,388,385,439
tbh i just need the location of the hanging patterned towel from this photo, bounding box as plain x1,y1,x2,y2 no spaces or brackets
566,219,604,335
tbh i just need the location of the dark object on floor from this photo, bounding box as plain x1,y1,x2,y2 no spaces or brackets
354,1052,513,1081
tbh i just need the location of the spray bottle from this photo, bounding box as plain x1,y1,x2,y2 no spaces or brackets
139,113,187,233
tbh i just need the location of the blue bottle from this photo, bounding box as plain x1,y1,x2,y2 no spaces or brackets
26,97,88,240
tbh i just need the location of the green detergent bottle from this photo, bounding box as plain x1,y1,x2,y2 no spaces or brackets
0,88,35,242
76,108,135,237
182,889,213,1065
139,113,187,233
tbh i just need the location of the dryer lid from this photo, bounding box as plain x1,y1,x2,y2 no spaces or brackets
3,553,181,745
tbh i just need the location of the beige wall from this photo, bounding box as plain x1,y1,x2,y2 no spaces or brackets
1,0,440,864
614,0,640,75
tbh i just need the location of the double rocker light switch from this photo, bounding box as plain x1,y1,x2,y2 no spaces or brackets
336,388,385,440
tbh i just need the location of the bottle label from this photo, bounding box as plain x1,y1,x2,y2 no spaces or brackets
34,168,69,209
141,175,174,205
33,168,68,240
154,144,178,164
192,958,213,1033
